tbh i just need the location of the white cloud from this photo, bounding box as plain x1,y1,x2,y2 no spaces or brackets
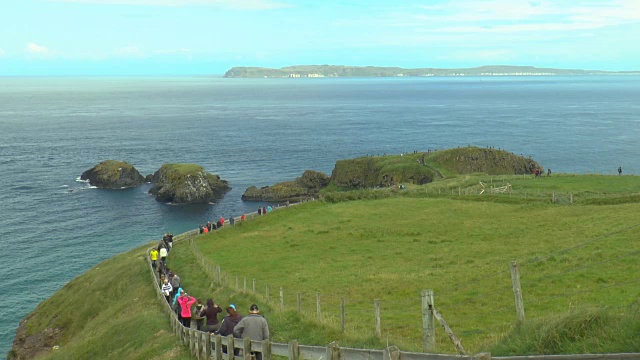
49,0,288,10
114,46,145,58
26,42,51,54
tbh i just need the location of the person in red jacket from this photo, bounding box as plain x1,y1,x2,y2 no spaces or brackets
178,292,197,328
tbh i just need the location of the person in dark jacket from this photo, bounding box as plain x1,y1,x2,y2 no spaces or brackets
202,299,223,332
234,304,269,360
216,304,242,336
216,304,243,355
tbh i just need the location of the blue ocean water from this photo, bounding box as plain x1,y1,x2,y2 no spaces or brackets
1,76,639,355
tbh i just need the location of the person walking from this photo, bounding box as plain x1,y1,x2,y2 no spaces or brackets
149,248,158,268
229,216,235,226
192,299,206,331
170,273,181,298
618,166,623,175
161,279,173,304
216,304,242,336
216,304,243,356
234,304,269,360
178,292,197,328
202,299,223,332
159,246,168,266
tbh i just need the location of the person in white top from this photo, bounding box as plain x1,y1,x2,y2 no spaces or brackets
159,246,168,265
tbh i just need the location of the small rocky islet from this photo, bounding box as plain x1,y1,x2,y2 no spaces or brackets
79,160,145,189
147,164,231,204
79,161,231,204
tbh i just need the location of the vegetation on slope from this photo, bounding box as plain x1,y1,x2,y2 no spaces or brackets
171,174,640,354
242,170,330,202
148,163,231,204
329,147,539,189
223,65,637,78
9,244,190,360
80,160,145,189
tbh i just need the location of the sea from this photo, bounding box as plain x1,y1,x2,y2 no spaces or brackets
1,75,639,355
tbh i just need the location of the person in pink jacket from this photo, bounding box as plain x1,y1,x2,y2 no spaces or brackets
178,292,197,328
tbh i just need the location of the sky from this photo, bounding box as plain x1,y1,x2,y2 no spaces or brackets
0,0,639,75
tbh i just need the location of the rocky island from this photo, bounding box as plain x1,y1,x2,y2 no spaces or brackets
242,170,330,202
148,163,231,204
80,160,145,189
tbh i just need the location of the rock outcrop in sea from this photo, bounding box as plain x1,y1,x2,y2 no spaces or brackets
148,164,231,204
80,160,145,189
242,170,329,202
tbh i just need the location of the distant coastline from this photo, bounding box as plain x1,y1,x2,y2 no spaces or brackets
224,65,640,78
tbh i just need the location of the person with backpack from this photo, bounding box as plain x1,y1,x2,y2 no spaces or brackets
192,299,206,331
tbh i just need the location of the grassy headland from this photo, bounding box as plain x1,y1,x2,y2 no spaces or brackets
9,244,191,360
169,173,640,355
223,65,640,78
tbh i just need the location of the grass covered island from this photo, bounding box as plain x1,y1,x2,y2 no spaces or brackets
11,148,640,359
223,65,640,78
148,163,231,204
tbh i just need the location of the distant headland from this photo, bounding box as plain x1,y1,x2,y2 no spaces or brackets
224,65,640,78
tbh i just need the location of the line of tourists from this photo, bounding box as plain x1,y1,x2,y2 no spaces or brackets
151,236,270,358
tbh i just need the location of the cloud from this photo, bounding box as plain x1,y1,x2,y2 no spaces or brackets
26,42,51,55
49,0,289,10
114,46,145,58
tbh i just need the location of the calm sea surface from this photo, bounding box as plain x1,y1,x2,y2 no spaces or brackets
1,76,639,354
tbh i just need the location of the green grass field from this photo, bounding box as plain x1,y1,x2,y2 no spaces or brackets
10,244,191,360
166,174,640,355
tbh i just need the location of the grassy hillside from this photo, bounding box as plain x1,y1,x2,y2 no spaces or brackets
169,174,640,355
9,244,190,360
328,147,540,190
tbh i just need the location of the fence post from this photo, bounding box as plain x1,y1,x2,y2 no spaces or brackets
552,191,556,203
384,346,401,360
374,299,381,337
266,284,270,302
243,337,252,360
570,193,573,204
214,335,222,360
510,261,526,322
253,279,256,293
205,332,212,360
227,335,235,360
288,340,299,360
421,289,435,352
262,339,272,360
326,341,341,360
280,287,284,311
316,293,322,321
297,293,302,313
244,277,247,292
236,276,239,290
341,298,346,333
190,328,195,356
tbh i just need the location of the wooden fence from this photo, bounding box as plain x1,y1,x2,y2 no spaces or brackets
149,208,640,360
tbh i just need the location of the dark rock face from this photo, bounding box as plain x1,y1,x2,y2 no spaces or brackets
80,160,145,189
148,164,231,204
8,317,62,360
242,170,329,202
